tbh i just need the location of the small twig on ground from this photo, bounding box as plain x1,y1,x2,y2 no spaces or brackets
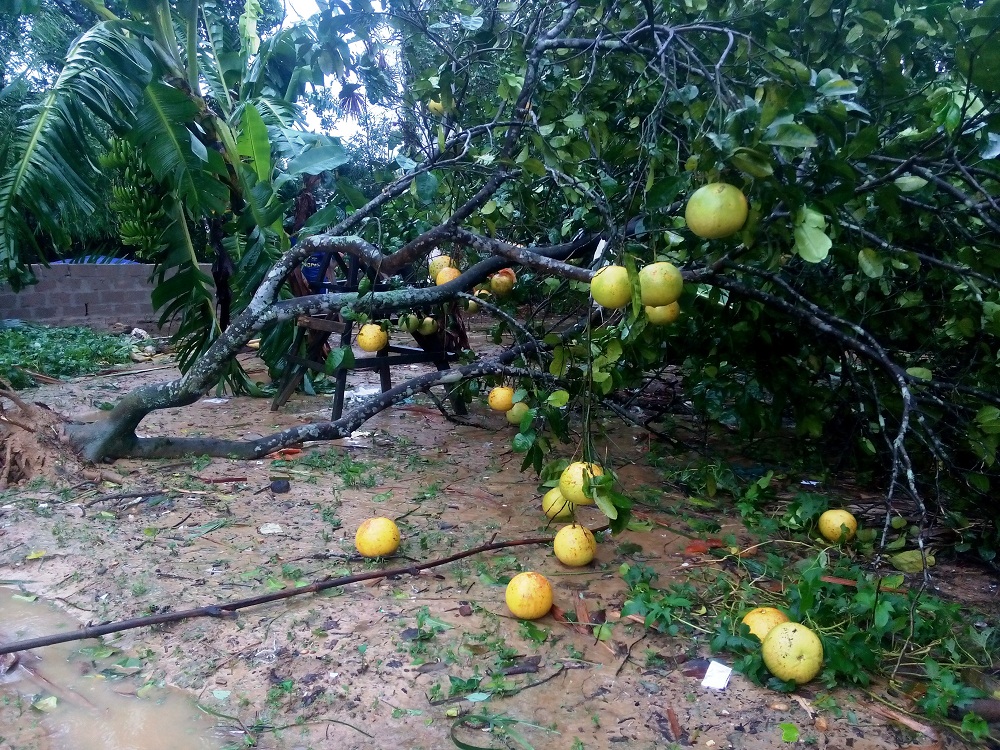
85,489,163,508
615,633,648,676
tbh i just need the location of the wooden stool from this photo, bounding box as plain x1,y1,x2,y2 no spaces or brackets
270,252,467,418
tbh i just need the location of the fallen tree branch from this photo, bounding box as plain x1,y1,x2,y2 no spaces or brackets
0,527,606,656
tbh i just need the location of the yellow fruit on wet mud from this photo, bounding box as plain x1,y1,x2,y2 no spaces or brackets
558,461,604,506
685,183,749,239
541,487,574,521
590,265,631,309
638,262,683,307
488,386,515,412
553,524,597,566
761,622,824,684
490,269,516,297
435,266,462,285
357,323,388,352
428,255,453,280
645,302,680,325
355,517,401,557
741,606,790,642
818,509,858,543
506,401,530,424
505,571,553,619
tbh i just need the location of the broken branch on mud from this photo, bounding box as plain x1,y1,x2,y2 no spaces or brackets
0,528,605,656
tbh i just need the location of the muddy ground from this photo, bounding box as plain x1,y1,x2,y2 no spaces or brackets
0,340,996,750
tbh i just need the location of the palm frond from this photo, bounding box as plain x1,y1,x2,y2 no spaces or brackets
199,0,236,116
0,21,151,289
132,81,231,215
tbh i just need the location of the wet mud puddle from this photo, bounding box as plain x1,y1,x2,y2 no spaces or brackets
0,590,222,750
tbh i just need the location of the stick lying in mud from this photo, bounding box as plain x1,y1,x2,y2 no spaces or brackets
0,528,607,656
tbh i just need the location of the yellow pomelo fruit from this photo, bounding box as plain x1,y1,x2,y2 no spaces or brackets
645,302,680,325
355,517,401,557
553,524,598,566
559,461,604,506
818,509,858,543
761,622,824,684
464,297,480,313
505,571,553,620
638,262,683,307
685,183,749,239
427,99,445,116
741,607,790,642
488,386,515,412
428,255,453,280
590,265,631,309
436,266,462,285
490,269,516,297
357,323,388,352
417,316,438,335
541,487,574,521
506,401,530,424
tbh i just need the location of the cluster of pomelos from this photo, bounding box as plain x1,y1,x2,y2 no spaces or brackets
503,460,606,620
737,508,858,684
351,460,605,623
430,255,516,300
351,256,516,353
591,182,749,325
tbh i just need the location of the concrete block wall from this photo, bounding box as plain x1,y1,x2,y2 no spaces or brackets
0,263,214,331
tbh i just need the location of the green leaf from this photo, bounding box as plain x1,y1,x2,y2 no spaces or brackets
894,176,927,192
415,171,439,203
906,367,932,381
779,722,800,742
594,492,619,520
549,346,567,377
840,126,879,159
890,550,935,573
32,696,58,713
857,248,884,278
730,148,774,177
512,432,535,453
519,620,549,643
762,123,818,149
325,346,355,373
975,406,1000,434
287,143,350,176
982,132,1000,160
794,225,832,263
238,104,271,184
562,112,585,129
592,623,614,641
818,78,858,97
546,390,570,407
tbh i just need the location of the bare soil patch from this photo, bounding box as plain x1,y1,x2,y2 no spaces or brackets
0,356,988,749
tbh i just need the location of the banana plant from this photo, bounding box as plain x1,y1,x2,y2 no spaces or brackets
0,0,366,390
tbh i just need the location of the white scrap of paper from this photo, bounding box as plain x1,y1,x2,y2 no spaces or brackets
258,523,283,535
701,660,732,690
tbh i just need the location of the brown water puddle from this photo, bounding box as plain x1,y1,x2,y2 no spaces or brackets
0,590,223,750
